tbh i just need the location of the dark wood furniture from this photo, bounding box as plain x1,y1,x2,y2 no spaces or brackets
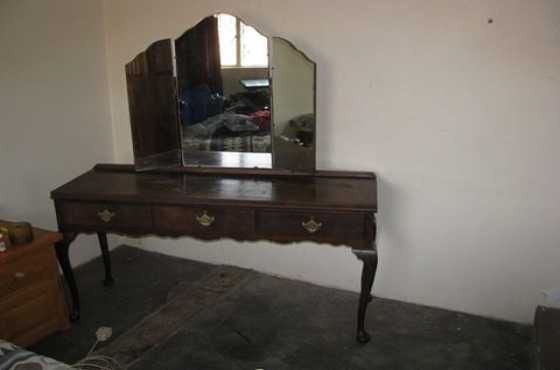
535,306,560,370
0,222,69,346
51,163,378,343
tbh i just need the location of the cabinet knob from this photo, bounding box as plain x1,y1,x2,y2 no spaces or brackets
196,211,215,227
302,217,322,234
98,209,116,223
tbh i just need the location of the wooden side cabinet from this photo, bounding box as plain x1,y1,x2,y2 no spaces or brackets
0,224,69,346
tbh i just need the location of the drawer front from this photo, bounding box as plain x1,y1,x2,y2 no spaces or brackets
256,210,366,248
153,206,254,240
0,280,67,346
0,247,58,297
59,201,152,230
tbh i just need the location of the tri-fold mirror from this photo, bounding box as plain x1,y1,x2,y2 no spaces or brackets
126,14,316,172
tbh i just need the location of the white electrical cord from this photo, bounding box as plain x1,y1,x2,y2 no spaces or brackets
72,355,122,370
72,327,122,370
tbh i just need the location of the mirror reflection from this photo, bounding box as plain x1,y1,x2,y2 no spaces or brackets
125,13,317,171
176,14,272,166
272,37,316,171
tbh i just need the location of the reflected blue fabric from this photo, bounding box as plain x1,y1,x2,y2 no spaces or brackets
180,84,223,126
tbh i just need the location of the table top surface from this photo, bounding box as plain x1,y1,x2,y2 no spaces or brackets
52,164,377,212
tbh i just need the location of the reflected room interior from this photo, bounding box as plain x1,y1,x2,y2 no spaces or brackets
126,13,316,171
271,37,316,171
177,14,272,167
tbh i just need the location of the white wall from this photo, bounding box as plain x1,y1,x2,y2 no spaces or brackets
103,0,560,323
0,0,114,266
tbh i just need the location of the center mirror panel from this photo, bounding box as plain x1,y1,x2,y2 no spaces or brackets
176,14,273,168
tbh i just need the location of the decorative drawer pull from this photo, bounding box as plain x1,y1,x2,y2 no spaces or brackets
302,217,322,234
98,209,116,223
196,211,215,227
14,272,25,279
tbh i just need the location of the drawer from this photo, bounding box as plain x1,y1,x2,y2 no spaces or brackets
256,210,366,248
153,206,254,239
0,247,58,297
59,201,152,230
0,280,67,346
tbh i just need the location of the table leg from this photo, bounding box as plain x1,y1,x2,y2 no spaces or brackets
97,232,115,286
55,232,80,321
354,250,378,343
353,212,378,343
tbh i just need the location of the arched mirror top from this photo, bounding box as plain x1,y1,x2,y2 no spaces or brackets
125,14,316,172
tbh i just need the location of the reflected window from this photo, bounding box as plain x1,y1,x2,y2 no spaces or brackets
217,14,268,67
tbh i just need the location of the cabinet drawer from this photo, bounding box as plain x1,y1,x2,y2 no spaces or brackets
153,206,254,239
0,280,66,346
59,201,152,230
256,210,365,248
0,248,58,297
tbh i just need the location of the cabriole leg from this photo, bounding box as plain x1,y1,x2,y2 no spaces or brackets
353,212,378,343
354,250,378,343
97,232,114,286
55,232,80,321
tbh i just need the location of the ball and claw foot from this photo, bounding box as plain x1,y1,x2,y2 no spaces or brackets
356,294,374,344
356,329,371,344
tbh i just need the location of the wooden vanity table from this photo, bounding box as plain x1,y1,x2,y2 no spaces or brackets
51,14,379,343
51,164,378,342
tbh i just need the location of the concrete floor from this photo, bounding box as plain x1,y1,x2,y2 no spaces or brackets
33,246,532,370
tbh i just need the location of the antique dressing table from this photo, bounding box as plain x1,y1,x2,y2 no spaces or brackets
51,14,379,343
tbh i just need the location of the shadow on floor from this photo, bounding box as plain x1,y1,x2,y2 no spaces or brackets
33,246,531,370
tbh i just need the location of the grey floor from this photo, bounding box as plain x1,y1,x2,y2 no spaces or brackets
33,246,532,370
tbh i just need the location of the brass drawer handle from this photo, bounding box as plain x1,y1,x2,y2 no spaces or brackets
196,211,215,227
302,217,322,234
98,209,116,223
14,272,25,279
